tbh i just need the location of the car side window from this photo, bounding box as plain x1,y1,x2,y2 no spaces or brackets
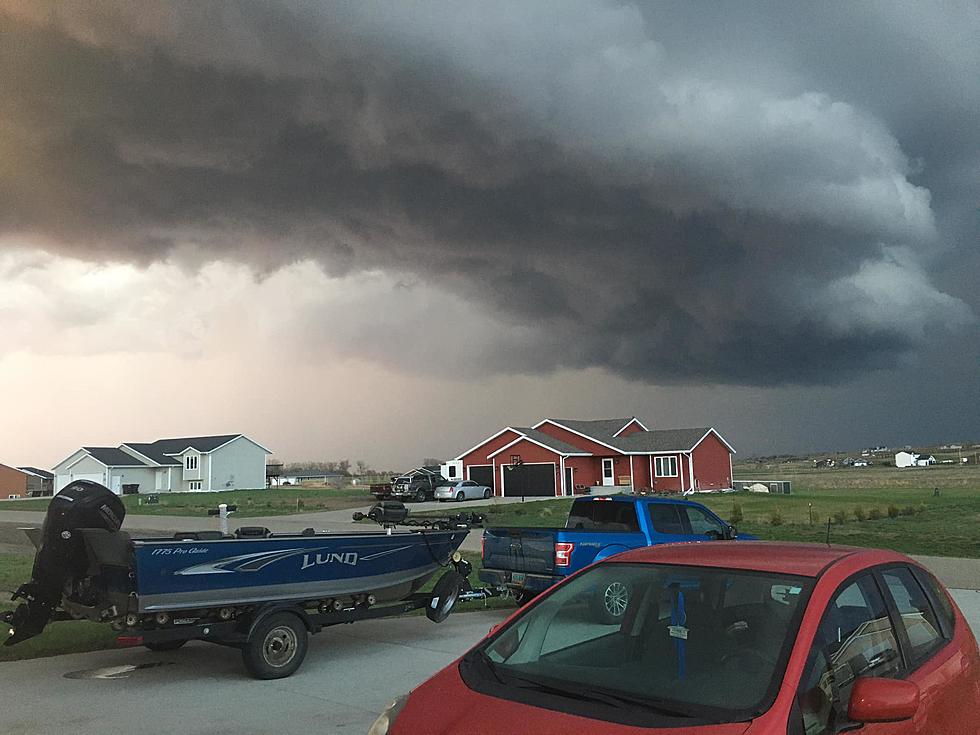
881,567,945,666
682,506,725,536
796,576,902,735
648,504,685,534
911,567,956,638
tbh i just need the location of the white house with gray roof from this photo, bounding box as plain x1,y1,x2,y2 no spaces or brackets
52,434,271,494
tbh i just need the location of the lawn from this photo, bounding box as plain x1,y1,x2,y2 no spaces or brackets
423,484,980,559
1,486,376,517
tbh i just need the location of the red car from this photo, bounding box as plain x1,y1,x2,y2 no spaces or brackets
369,542,980,734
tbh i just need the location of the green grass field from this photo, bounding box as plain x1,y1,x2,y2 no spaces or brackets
1,486,375,517
426,484,980,559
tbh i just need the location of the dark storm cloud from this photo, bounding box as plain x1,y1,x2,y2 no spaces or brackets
0,1,975,385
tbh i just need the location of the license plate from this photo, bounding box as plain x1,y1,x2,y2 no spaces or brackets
511,572,526,585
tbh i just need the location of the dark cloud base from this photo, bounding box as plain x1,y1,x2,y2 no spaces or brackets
0,3,973,387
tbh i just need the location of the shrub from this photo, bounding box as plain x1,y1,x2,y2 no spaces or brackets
901,505,916,516
832,510,847,525
296,499,305,509
853,506,866,522
730,502,744,525
887,505,900,518
868,507,883,521
917,503,927,514
769,510,783,526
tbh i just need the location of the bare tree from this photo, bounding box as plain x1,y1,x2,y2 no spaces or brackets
355,460,369,476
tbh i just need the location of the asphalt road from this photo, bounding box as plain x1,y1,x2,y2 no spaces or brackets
2,594,979,735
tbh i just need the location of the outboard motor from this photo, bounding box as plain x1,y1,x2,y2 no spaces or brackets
4,480,126,646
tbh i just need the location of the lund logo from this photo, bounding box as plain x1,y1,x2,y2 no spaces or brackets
301,552,358,570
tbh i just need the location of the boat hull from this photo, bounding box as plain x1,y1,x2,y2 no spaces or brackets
133,530,467,612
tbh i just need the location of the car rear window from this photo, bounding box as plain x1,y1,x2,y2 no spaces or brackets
566,500,640,532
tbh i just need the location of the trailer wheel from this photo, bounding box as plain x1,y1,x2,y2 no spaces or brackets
144,639,187,652
242,612,309,679
426,570,462,623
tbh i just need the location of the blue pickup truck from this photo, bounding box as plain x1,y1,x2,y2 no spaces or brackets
480,494,753,622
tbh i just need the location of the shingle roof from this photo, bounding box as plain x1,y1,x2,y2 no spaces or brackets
84,447,150,466
511,427,589,455
124,434,242,465
17,467,54,479
610,428,712,453
548,418,635,440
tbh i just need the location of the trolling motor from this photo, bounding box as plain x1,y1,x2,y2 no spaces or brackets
4,480,127,646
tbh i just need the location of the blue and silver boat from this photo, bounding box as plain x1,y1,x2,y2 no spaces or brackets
133,526,469,612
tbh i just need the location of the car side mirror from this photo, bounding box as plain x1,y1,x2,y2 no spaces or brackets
848,677,919,723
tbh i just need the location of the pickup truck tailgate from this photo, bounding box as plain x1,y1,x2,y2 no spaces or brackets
482,527,558,576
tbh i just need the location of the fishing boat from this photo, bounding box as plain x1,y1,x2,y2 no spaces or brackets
3,481,494,678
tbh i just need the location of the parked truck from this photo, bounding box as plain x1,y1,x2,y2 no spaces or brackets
371,466,448,503
479,494,754,621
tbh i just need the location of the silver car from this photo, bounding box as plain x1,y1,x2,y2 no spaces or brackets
434,480,493,502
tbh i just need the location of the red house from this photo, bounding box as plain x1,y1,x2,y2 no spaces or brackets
444,417,734,498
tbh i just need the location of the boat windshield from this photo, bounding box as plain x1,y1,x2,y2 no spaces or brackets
462,562,811,726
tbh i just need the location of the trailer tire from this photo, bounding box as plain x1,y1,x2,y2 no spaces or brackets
242,612,309,679
144,639,187,652
426,570,462,623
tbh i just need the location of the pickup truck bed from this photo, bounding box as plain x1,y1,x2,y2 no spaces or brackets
480,495,752,619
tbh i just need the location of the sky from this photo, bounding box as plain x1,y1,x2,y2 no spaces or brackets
1,1,977,470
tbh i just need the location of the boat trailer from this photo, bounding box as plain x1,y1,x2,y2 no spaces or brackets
3,483,506,679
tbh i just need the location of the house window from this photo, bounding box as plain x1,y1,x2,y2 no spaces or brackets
448,465,457,479
185,455,198,470
189,480,202,490
655,456,678,477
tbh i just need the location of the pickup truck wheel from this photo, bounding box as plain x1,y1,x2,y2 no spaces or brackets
415,489,426,503
591,581,631,624
242,612,309,679
144,639,187,652
426,571,463,623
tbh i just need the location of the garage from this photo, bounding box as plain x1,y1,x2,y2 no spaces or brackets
55,473,104,493
501,463,555,497
467,465,494,488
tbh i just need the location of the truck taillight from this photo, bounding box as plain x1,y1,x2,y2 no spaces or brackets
555,542,574,567
481,534,486,561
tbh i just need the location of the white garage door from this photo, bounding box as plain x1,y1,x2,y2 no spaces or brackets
55,473,105,493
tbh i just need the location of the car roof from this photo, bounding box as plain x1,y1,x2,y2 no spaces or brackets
610,541,910,578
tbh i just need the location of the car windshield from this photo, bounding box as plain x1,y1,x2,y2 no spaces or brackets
464,562,811,725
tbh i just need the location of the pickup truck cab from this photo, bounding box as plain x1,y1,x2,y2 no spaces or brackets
480,495,753,620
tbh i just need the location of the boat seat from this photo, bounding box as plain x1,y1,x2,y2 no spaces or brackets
173,531,225,541
235,526,272,539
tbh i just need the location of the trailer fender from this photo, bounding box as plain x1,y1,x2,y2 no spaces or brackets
243,604,318,640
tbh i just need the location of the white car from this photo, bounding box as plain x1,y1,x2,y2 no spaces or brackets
434,480,492,502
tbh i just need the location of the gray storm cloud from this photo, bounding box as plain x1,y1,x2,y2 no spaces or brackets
0,0,975,385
